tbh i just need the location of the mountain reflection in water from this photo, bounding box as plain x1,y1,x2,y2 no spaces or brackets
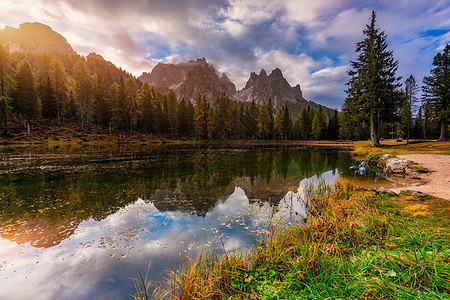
0,145,390,300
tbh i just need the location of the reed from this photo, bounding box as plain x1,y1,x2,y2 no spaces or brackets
136,179,450,299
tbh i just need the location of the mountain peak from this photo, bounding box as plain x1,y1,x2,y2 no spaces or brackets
0,22,75,55
233,67,303,107
270,68,283,77
138,58,236,102
87,52,105,60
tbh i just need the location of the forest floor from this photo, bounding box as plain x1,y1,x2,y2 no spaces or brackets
0,120,353,146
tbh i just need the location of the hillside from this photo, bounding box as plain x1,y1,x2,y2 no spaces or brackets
0,22,75,55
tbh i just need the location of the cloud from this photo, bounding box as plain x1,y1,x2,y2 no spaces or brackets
0,0,448,108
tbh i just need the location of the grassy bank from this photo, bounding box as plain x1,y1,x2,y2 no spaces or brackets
136,180,449,299
352,139,450,158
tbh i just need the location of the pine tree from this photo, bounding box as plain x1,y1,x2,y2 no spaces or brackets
51,57,68,126
40,75,57,119
311,110,321,140
267,98,274,139
177,98,187,136
74,59,93,131
139,82,156,133
282,105,290,140
0,43,12,135
166,89,178,137
298,106,309,140
194,92,207,140
274,109,284,140
327,110,339,140
342,10,401,146
404,75,419,143
125,77,138,132
12,61,41,132
422,44,449,140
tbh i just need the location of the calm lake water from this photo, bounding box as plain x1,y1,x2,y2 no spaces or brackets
0,144,398,299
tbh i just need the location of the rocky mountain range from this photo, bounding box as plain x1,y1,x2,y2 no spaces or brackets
139,59,329,113
233,68,303,106
139,58,236,102
0,22,75,55
0,22,333,113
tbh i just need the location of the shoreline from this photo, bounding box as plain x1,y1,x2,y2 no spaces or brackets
388,154,450,200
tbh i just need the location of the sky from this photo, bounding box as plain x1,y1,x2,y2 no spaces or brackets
0,0,449,109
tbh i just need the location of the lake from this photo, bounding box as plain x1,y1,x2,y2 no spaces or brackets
0,144,399,299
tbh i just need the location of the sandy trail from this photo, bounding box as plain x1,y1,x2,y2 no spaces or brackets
389,154,450,200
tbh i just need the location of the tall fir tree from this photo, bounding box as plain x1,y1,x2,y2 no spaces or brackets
139,82,156,133
298,106,309,140
40,75,57,119
422,44,449,140
12,61,41,130
74,59,93,131
0,43,12,134
194,92,207,140
282,105,290,140
342,10,401,146
166,89,178,137
125,77,138,132
403,75,419,143
51,57,68,126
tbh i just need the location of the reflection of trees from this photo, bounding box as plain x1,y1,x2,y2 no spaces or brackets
0,146,354,247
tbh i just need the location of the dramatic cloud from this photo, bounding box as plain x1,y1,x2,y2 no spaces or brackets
0,0,448,108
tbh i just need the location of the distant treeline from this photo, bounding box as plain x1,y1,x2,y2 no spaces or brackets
0,43,339,141
0,35,446,142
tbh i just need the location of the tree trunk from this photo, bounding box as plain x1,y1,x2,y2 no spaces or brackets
406,124,410,144
439,119,446,140
27,120,30,136
369,111,380,147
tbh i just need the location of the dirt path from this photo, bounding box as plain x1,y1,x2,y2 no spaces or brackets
389,154,450,200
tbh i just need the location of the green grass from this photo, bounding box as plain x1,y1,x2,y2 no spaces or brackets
137,179,450,299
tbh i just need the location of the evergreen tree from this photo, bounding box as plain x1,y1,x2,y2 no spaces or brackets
317,105,328,139
74,59,93,131
107,83,124,132
177,98,188,136
40,75,57,119
92,74,110,126
51,57,68,126
166,89,178,137
404,75,419,143
0,43,12,134
311,110,321,140
246,99,259,139
342,11,401,146
194,92,207,140
12,61,41,130
125,77,138,132
298,106,309,140
282,105,290,140
327,109,339,140
139,82,156,133
185,100,195,137
422,44,449,140
274,108,284,140
267,98,274,139
411,106,424,139
207,106,216,140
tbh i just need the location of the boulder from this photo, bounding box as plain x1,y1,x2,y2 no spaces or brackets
384,158,408,174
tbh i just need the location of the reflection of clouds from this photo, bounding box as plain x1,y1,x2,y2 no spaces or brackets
0,171,338,300
276,170,338,221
